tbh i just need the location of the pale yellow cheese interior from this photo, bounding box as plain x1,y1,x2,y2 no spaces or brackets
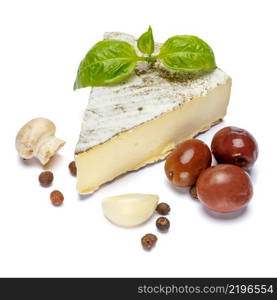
75,78,231,194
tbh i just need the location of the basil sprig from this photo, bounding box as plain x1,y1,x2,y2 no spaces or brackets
158,35,216,71
74,27,216,89
74,40,139,89
137,26,155,57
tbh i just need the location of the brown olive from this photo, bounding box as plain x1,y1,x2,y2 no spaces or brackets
165,139,212,187
196,164,253,213
211,126,258,170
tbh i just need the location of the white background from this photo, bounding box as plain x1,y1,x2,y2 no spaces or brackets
0,0,276,277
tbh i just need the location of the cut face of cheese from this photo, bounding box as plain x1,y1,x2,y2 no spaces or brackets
75,33,232,194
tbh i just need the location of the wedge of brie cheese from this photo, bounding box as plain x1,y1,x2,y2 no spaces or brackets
75,32,232,194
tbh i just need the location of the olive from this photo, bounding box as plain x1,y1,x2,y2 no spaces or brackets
196,164,253,213
211,126,258,170
165,139,212,187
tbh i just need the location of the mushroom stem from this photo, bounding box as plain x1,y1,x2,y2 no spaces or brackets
35,136,65,165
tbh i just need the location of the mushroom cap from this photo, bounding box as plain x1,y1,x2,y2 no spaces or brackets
15,118,56,159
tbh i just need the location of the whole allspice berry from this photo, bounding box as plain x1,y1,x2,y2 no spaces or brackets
156,202,170,215
68,161,77,176
156,217,170,232
39,171,54,187
190,185,198,199
141,233,157,250
50,190,64,206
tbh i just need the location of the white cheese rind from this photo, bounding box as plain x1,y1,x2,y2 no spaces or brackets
76,78,231,194
75,33,228,153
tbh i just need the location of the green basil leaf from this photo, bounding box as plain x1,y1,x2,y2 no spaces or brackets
158,35,216,71
74,40,138,89
137,26,154,55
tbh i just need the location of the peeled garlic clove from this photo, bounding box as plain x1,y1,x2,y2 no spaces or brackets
102,193,159,227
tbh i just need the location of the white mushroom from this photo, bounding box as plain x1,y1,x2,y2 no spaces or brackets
15,118,65,165
102,193,159,227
